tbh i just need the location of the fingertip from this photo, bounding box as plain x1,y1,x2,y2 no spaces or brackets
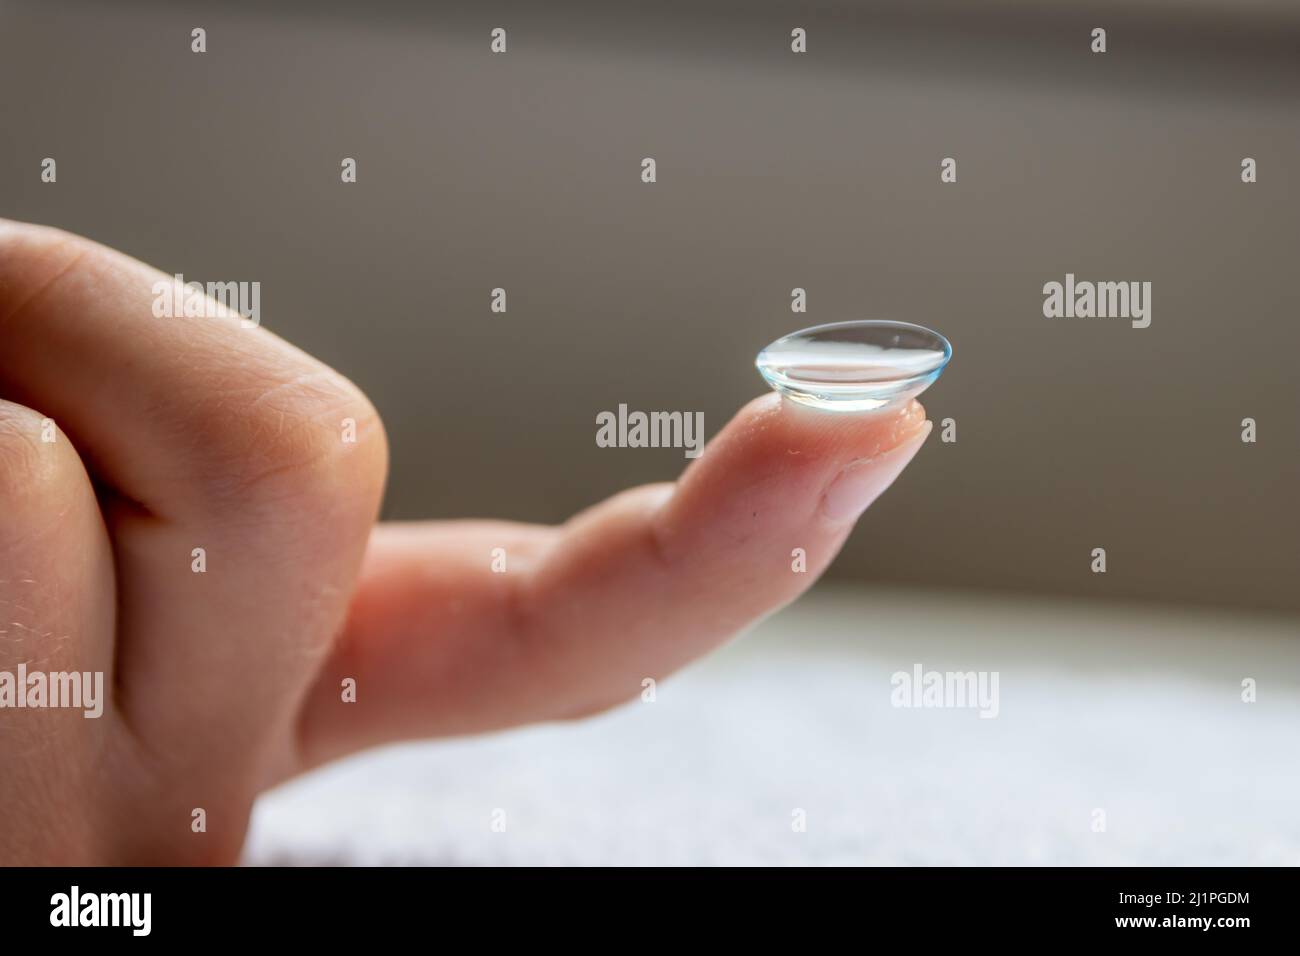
659,395,932,562
698,393,929,479
819,418,932,524
772,396,928,453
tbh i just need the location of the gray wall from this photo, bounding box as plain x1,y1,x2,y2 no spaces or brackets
2,0,1297,612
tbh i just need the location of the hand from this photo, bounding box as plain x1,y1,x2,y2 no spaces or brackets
0,219,931,863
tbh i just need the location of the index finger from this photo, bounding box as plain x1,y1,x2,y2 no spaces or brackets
296,394,931,767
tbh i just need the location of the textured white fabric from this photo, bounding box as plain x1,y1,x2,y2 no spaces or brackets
245,586,1300,865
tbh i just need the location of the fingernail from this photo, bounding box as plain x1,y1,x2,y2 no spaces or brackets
820,421,932,523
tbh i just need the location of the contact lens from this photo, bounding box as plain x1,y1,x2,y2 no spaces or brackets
755,320,952,412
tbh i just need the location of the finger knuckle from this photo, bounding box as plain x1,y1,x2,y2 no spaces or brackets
0,404,64,506
200,370,388,515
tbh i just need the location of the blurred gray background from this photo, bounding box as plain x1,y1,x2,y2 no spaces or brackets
3,0,1297,613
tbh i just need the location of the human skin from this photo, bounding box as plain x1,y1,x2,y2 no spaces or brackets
0,218,931,864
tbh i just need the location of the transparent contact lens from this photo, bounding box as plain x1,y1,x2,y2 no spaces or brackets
756,320,952,412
